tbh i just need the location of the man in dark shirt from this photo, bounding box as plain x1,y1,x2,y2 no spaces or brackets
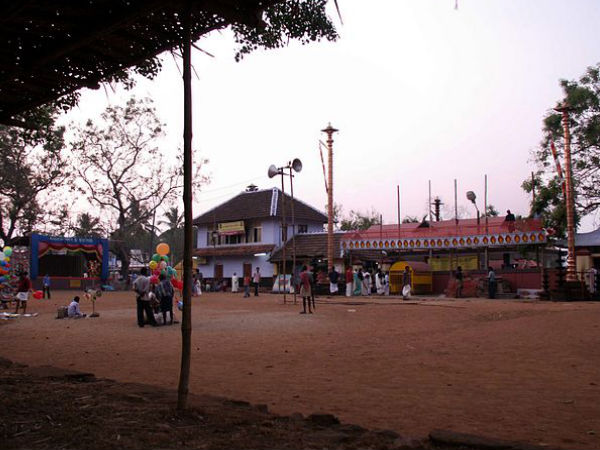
455,266,464,298
505,210,516,232
328,267,339,295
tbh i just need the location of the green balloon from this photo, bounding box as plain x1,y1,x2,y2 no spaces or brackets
161,255,169,263
160,269,167,276
152,254,161,262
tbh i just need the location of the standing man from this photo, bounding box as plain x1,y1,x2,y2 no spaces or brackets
328,266,339,295
156,273,174,325
505,209,516,232
231,272,239,293
487,266,497,299
132,267,157,327
299,265,313,314
402,266,412,300
42,274,51,299
345,266,353,297
455,266,464,298
253,267,261,296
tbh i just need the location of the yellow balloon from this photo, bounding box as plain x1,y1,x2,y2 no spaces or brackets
156,243,170,256
149,260,158,270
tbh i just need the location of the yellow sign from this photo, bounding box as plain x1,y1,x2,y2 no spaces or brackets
218,221,245,235
429,255,478,272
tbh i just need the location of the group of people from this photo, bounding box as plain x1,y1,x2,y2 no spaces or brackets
344,267,392,297
133,267,176,327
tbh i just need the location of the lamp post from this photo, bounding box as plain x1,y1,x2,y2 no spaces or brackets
268,158,303,304
466,191,480,224
555,102,577,282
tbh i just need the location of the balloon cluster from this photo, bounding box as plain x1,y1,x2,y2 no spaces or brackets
0,246,14,287
148,243,182,290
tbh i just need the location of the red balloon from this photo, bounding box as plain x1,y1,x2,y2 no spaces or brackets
150,275,159,285
33,290,43,299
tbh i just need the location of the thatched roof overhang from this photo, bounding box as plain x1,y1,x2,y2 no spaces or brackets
0,0,281,125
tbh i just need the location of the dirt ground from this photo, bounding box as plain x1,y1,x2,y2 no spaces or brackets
1,290,599,449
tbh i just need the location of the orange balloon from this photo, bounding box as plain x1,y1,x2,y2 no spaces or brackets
156,243,170,256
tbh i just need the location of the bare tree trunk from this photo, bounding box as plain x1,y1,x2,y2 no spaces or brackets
177,6,193,411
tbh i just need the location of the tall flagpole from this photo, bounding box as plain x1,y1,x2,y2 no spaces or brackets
555,103,577,282
322,123,338,272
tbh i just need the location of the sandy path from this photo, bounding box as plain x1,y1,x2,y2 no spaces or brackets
1,291,599,449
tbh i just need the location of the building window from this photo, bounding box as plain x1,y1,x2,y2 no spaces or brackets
251,227,262,243
298,224,308,234
224,235,242,245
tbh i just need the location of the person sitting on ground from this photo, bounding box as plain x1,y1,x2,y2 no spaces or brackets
68,296,86,318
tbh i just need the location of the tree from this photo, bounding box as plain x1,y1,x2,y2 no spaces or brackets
72,96,207,278
0,107,68,245
485,205,499,217
340,208,381,231
525,63,600,235
72,213,103,238
402,216,420,223
159,206,184,264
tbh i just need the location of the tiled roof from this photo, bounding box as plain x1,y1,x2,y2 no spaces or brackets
194,244,275,257
344,217,544,240
270,232,346,262
574,228,600,247
194,188,328,225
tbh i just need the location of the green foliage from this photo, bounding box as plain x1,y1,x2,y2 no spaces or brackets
232,0,338,61
527,63,600,234
0,106,68,244
340,208,381,231
159,206,184,264
485,205,499,217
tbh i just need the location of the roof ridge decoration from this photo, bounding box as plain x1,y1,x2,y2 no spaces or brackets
270,188,278,216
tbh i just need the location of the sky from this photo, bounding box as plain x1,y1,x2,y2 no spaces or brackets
61,0,600,231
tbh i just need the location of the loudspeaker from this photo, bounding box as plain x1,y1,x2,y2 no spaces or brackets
291,158,302,173
268,165,279,178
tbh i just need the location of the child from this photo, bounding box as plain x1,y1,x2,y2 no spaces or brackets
243,275,251,298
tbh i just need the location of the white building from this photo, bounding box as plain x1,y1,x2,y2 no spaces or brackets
193,187,327,284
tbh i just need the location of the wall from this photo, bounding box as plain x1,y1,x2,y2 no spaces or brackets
431,269,544,295
196,254,275,280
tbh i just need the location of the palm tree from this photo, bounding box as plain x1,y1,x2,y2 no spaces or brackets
159,206,184,231
158,206,184,264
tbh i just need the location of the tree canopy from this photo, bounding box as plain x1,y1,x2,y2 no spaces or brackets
523,63,600,235
71,96,208,276
0,107,68,245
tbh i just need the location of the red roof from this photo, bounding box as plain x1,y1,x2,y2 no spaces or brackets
344,217,544,241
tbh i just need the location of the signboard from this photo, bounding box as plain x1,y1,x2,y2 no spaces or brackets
429,255,478,272
272,274,295,293
218,220,245,236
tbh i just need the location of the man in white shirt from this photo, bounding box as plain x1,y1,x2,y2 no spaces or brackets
132,267,157,327
68,296,86,318
252,267,261,296
231,272,239,293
